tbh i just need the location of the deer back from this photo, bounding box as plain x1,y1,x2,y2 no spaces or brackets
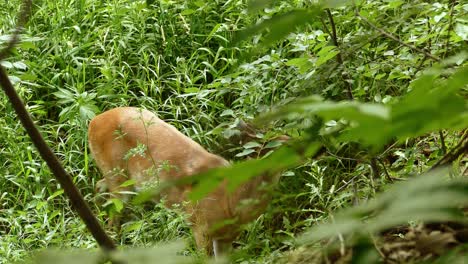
88,107,229,205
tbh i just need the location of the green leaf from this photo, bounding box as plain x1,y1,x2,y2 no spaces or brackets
220,109,235,117
247,0,275,13
286,57,314,74
120,179,136,188
33,241,190,264
181,9,195,16
184,87,199,93
260,96,389,125
235,8,323,47
12,61,27,70
110,198,124,213
188,142,321,201
258,64,468,147
321,0,353,8
122,220,144,233
47,190,64,201
0,61,13,69
315,46,340,67
264,140,283,149
243,141,262,149
235,148,256,157
455,23,468,41
19,41,37,50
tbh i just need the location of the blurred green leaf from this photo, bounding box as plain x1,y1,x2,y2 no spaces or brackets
136,142,321,204
235,148,256,157
315,46,340,67
120,179,137,187
248,0,351,13
31,241,191,264
243,141,262,149
110,198,124,213
235,8,323,47
188,142,321,200
259,65,468,147
47,190,64,201
297,168,468,245
286,57,314,74
247,0,275,13
321,0,353,8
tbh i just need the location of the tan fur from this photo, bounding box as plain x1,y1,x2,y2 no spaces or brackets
88,107,279,255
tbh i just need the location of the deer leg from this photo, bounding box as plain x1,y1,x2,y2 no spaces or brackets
98,167,129,230
213,238,233,258
192,223,214,255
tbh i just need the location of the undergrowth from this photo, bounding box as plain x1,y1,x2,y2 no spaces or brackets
0,0,466,263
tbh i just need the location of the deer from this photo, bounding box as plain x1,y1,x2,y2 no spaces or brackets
87,107,288,256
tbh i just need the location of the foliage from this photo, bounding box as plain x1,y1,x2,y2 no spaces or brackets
298,168,468,245
0,0,466,263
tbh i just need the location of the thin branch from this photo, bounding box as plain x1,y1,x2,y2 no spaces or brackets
371,157,396,184
378,140,400,158
443,0,457,58
355,11,441,62
439,130,447,155
326,150,364,162
0,67,118,251
430,130,468,170
370,233,385,259
411,54,429,79
376,158,401,182
335,174,360,193
0,0,31,61
326,9,339,49
352,179,359,206
369,157,378,193
322,33,380,82
325,8,354,100
320,16,332,37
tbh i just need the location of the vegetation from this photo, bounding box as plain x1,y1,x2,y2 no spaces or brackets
0,0,466,263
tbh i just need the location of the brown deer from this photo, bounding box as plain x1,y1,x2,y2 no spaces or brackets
88,107,288,256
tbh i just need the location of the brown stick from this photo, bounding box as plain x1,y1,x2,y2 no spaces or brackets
325,8,354,100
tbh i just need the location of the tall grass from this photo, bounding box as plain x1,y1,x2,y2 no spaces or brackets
0,0,466,263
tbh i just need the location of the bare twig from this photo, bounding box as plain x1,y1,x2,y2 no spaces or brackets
325,8,354,100
326,9,339,49
370,157,395,185
335,174,360,193
378,141,399,158
370,233,385,258
321,34,380,86
439,130,447,155
0,0,116,252
376,158,400,182
369,157,379,193
0,0,31,61
320,16,332,37
411,54,429,79
443,0,457,58
326,150,364,162
430,130,468,170
352,179,359,206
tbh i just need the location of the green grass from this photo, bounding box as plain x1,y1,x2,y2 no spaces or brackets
0,0,466,263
